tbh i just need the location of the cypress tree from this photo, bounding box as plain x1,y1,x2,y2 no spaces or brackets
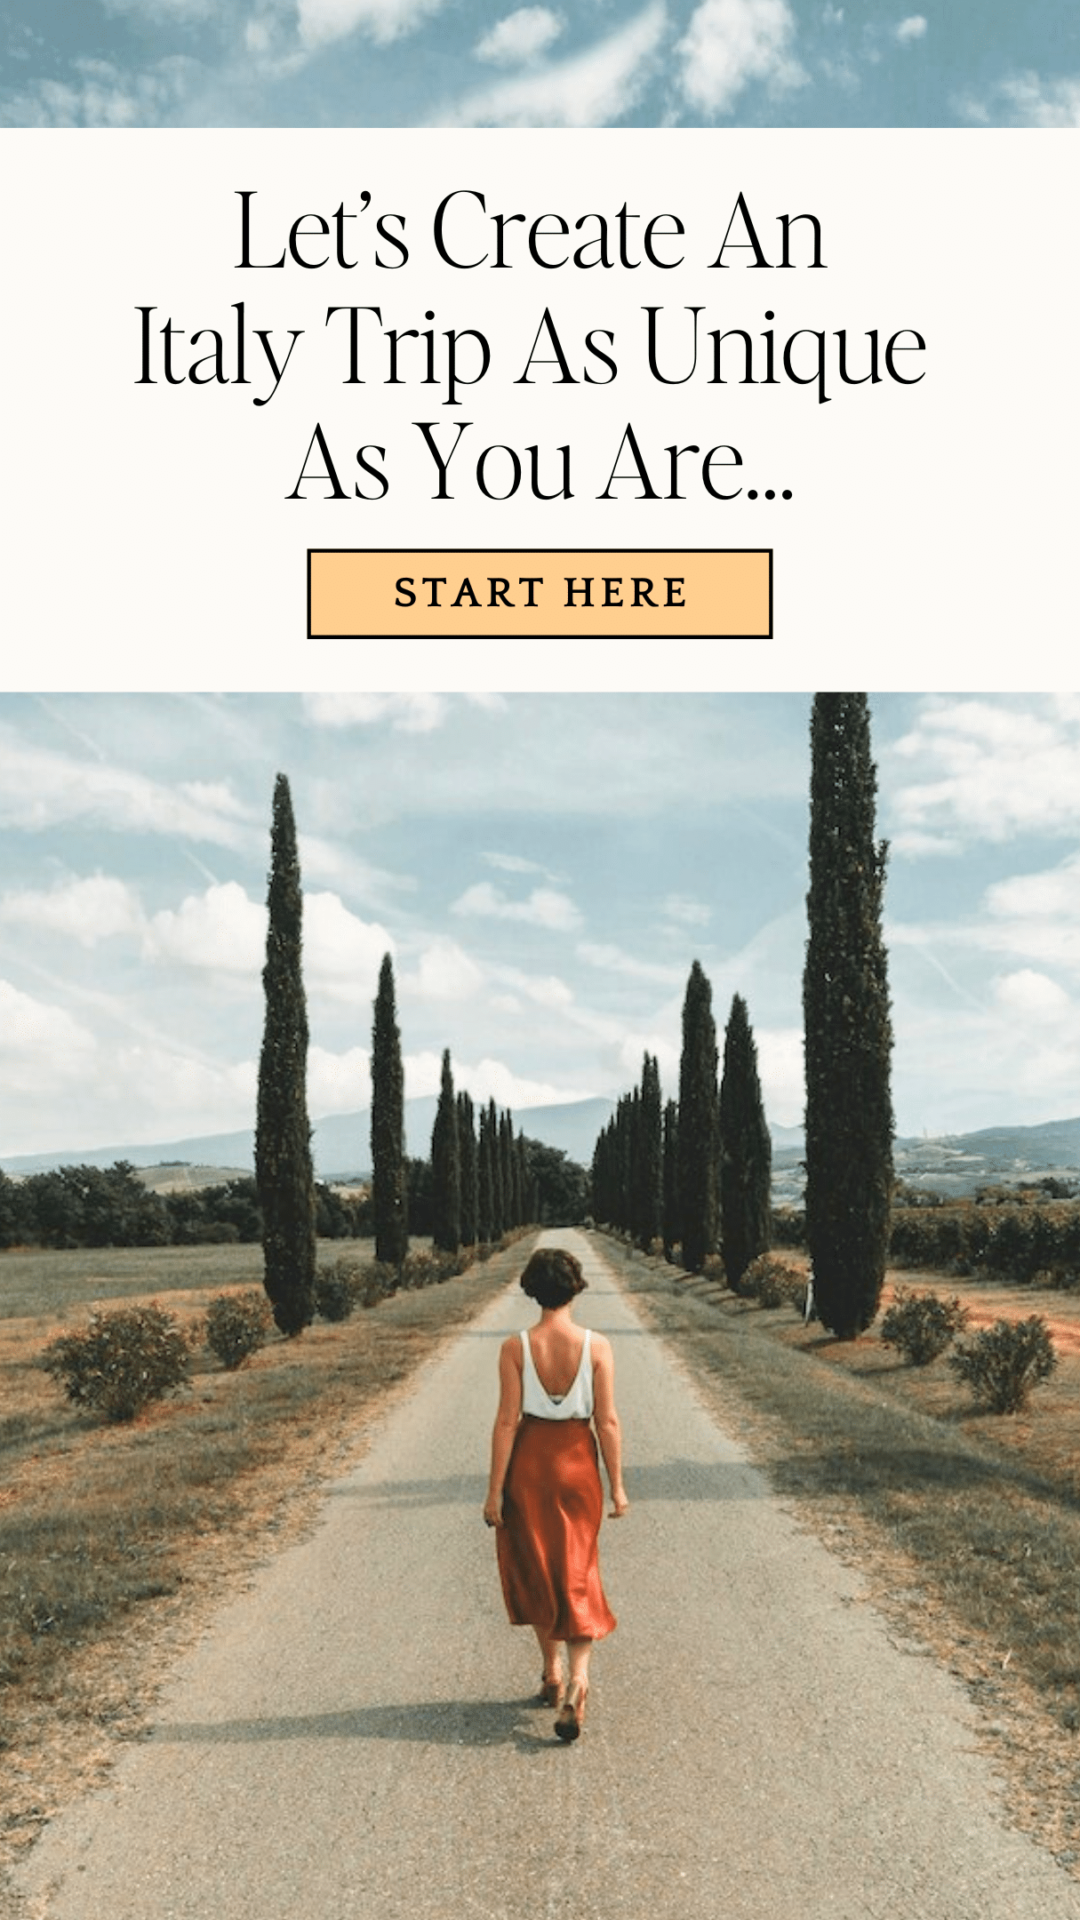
719,994,772,1291
431,1049,461,1253
500,1110,517,1227
803,693,894,1339
634,1053,663,1251
678,960,720,1273
255,773,316,1336
457,1089,478,1247
516,1133,530,1225
370,952,408,1268
662,1099,680,1261
488,1099,505,1238
477,1101,494,1244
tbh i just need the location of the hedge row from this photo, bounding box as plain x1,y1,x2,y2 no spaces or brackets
773,1201,1080,1289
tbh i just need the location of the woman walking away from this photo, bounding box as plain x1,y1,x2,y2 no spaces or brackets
484,1245,629,1741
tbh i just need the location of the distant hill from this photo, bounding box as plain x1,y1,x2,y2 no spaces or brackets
7,1109,1080,1203
771,1117,1080,1206
2,1095,620,1185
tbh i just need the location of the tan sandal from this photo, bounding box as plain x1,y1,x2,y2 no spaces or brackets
554,1679,587,1741
538,1674,565,1708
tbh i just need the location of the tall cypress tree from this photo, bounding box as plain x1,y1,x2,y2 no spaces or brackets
719,993,772,1291
255,773,316,1336
662,1098,680,1261
803,694,894,1339
431,1049,461,1253
457,1089,478,1247
634,1053,663,1251
370,952,408,1268
678,960,720,1273
477,1100,494,1244
488,1098,505,1238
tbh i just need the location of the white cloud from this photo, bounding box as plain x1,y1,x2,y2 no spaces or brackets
297,0,445,49
483,851,551,877
991,969,1070,1023
676,0,805,115
756,1025,804,1128
408,937,486,1001
145,882,264,974
0,736,255,850
577,940,685,986
143,883,389,1002
1,55,199,126
452,881,581,930
0,979,98,1074
308,1043,371,1114
0,874,144,948
475,7,564,63
508,970,575,1008
888,698,1080,845
442,2,666,126
302,693,504,733
456,1056,596,1110
303,892,394,1001
889,831,963,859
303,692,450,732
661,893,712,928
894,14,926,41
0,977,258,1158
960,71,1080,126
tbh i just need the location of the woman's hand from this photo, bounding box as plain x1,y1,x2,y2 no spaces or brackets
483,1491,504,1529
609,1489,630,1518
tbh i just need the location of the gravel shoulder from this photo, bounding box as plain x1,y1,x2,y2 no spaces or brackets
12,1229,1080,1920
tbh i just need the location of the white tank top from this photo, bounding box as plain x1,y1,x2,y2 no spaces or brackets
520,1327,594,1421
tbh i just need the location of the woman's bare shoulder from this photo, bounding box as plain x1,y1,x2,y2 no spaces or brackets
589,1330,615,1365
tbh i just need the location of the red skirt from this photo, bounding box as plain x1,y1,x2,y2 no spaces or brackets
496,1416,617,1642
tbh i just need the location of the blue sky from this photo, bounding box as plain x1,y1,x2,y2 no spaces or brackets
2,691,1080,1160
2,0,1077,126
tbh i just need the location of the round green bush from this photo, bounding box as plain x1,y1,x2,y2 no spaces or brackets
43,1303,192,1422
205,1290,272,1368
948,1315,1057,1413
741,1254,807,1311
880,1287,969,1366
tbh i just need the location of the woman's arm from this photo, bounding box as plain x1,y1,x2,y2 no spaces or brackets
592,1333,629,1517
484,1336,523,1528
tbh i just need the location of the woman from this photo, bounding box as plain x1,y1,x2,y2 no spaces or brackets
483,1244,629,1741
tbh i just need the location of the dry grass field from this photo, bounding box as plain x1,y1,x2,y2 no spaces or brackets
0,1234,532,1884
605,1236,1080,1877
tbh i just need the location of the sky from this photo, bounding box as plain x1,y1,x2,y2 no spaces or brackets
1,0,1077,127
2,690,1080,1162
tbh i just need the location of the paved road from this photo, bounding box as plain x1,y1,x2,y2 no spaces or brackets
16,1231,1080,1919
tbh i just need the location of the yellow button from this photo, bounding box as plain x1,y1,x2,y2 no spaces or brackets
308,550,771,638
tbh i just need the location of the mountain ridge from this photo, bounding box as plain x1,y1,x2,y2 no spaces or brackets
5,1106,1080,1200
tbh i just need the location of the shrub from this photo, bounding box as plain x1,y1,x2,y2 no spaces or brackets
880,1287,969,1366
42,1303,192,1422
948,1316,1058,1413
317,1257,397,1311
742,1254,806,1310
313,1265,360,1322
205,1290,272,1368
702,1253,726,1285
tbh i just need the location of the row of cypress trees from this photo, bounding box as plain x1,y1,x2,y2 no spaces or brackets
253,778,533,1334
591,978,772,1291
255,692,892,1342
591,693,894,1342
428,1044,535,1253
